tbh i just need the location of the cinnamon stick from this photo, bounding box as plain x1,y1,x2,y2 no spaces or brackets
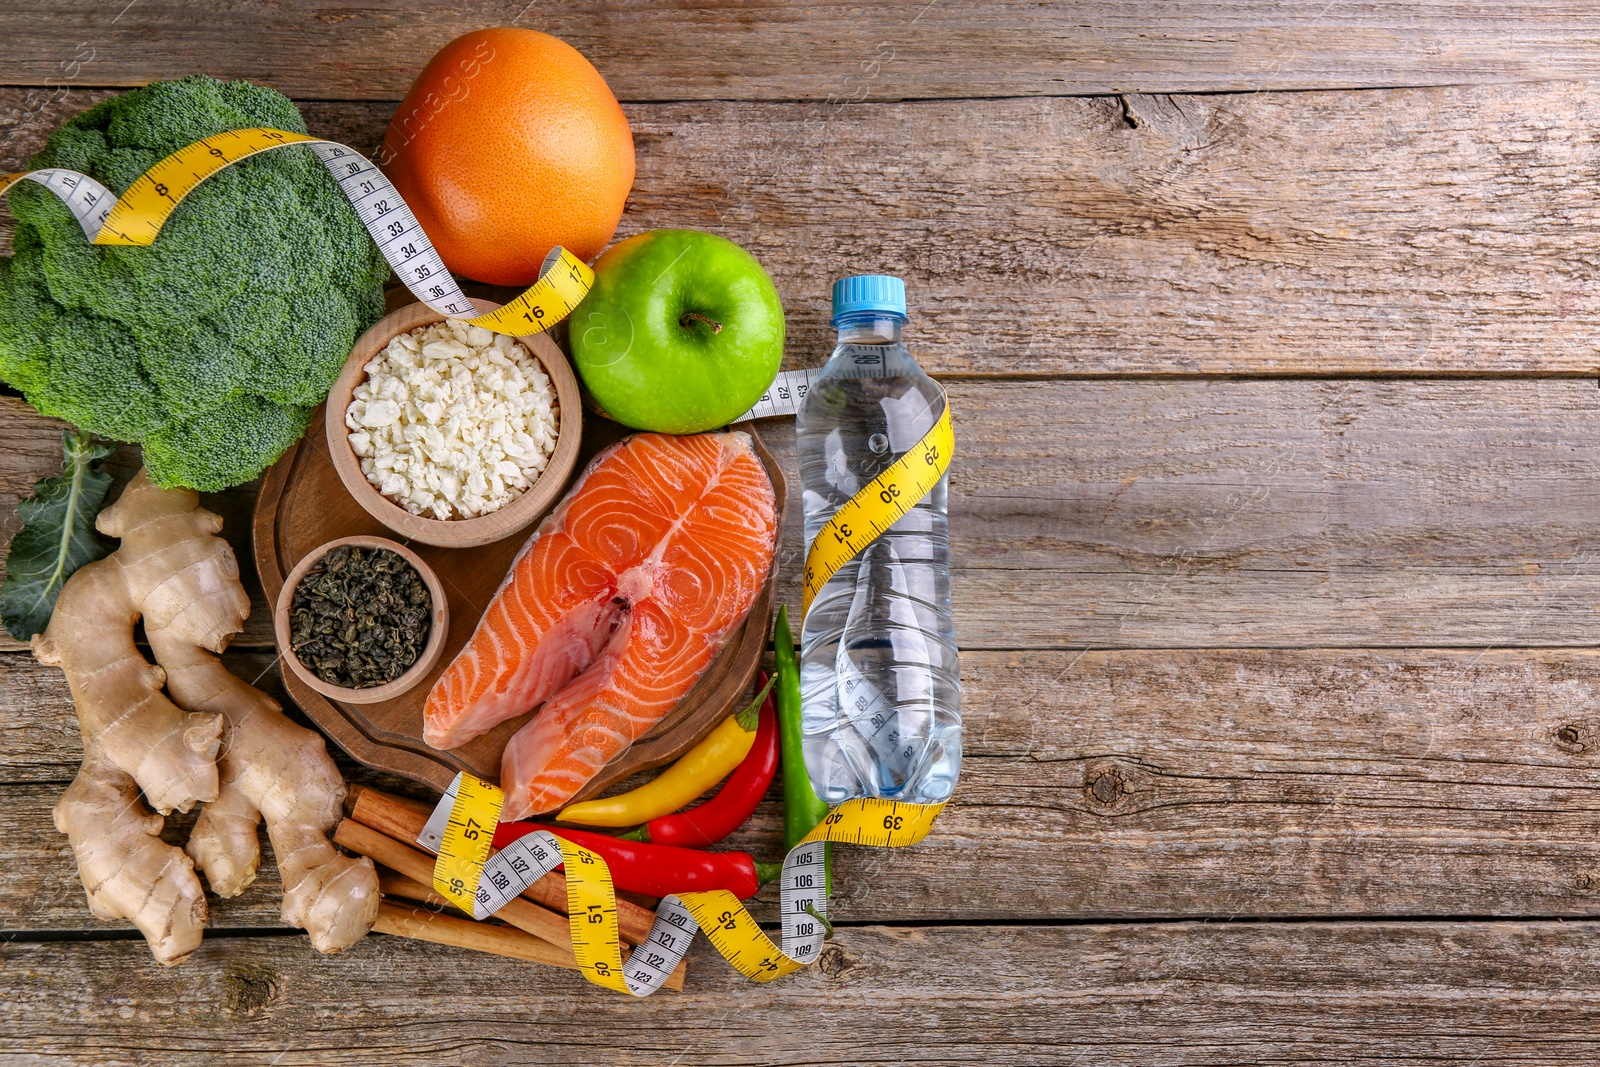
335,818,573,953
344,790,688,990
378,870,458,910
349,785,659,947
375,898,685,991
374,901,575,970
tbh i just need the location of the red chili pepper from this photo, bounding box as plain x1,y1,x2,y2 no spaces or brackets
494,822,781,899
616,685,778,849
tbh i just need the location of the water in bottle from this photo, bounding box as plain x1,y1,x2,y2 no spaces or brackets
796,275,961,805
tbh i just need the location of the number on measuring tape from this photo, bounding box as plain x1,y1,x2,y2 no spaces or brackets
430,773,503,911
421,772,944,997
735,367,819,421
0,127,593,337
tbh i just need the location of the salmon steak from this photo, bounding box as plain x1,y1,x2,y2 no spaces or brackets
423,431,777,818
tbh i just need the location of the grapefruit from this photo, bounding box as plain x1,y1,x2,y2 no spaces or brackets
381,28,635,285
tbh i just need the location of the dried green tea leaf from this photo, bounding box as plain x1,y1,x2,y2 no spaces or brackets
288,546,431,688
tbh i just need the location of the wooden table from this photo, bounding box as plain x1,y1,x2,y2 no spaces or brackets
7,4,1600,1063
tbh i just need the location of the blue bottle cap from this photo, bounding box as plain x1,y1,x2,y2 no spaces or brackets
831,275,907,325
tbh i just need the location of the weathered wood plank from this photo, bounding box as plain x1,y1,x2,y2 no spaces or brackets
0,783,298,933
6,2,1600,101
13,646,1600,931
7,82,1600,377
14,378,1600,652
624,83,1600,378
6,920,1600,1065
943,377,1600,650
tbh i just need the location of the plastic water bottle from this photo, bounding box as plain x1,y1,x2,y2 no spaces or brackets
796,275,961,805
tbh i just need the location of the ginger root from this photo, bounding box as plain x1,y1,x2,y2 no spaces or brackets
35,471,378,963
167,636,380,953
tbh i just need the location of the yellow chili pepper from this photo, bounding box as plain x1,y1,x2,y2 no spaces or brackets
555,675,776,828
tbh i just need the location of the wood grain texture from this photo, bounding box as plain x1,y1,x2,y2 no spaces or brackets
920,377,1600,650
0,783,297,933
16,377,1600,653
13,646,1600,930
620,83,1600,378
6,2,1600,101
371,901,575,973
8,82,1600,377
6,920,1600,1065
7,3,1598,1056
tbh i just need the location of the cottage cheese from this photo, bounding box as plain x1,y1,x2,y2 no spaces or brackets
346,319,559,520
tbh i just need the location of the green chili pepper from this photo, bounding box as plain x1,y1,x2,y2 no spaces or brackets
775,605,830,893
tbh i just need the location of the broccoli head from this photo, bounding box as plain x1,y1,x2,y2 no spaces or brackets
0,76,391,491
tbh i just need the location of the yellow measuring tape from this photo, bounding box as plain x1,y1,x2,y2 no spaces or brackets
0,126,593,336
430,771,503,906
422,773,943,994
801,398,954,618
6,125,964,993
418,362,956,993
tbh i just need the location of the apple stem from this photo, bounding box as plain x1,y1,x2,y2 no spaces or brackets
680,311,724,334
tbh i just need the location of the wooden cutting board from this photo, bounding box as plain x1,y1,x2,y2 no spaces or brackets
253,404,785,800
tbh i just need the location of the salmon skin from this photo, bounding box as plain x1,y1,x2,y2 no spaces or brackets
423,431,777,819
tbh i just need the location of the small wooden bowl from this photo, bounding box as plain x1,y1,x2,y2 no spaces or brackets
325,298,583,548
274,535,450,706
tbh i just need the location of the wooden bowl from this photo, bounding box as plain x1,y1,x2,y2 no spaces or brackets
255,418,787,796
325,299,583,548
274,535,451,705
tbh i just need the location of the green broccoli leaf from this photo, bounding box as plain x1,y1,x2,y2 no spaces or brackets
0,429,116,640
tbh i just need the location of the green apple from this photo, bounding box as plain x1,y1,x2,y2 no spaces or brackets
570,229,785,433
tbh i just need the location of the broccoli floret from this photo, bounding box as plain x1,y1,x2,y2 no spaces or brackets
141,393,314,493
0,76,392,491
